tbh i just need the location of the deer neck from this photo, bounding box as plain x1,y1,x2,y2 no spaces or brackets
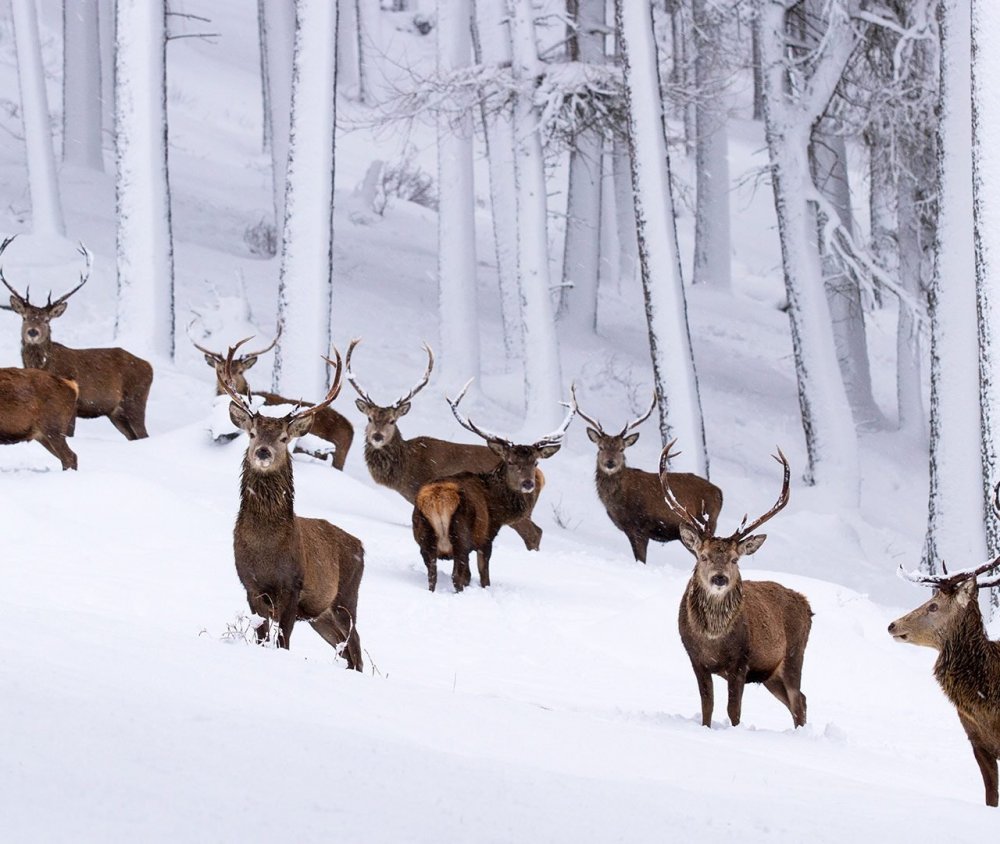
935,604,1000,709
238,456,296,527
687,575,744,639
482,464,531,525
22,338,53,370
594,464,625,502
364,431,407,488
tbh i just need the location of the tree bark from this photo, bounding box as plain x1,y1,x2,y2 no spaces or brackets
262,0,296,242
63,0,104,171
615,0,707,475
273,0,339,399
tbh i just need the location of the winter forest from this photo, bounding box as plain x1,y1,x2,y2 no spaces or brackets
3,0,1000,839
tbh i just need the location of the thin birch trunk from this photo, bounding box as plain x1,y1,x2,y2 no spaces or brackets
63,0,104,171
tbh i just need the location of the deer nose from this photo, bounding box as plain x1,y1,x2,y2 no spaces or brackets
887,622,896,633
371,432,384,443
604,460,616,470
255,447,272,462
521,480,535,493
710,574,729,588
26,328,39,338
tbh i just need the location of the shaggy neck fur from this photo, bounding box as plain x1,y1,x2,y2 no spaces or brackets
364,434,405,488
687,575,745,639
935,602,1000,714
594,465,623,501
238,454,295,526
22,342,50,370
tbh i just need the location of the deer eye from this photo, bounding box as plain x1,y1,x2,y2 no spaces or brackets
928,602,938,612
279,434,289,443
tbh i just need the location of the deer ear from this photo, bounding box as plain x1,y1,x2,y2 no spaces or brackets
355,398,372,415
8,295,25,315
242,355,259,371
395,401,412,418
623,432,640,448
586,427,601,443
204,354,218,368
49,301,68,318
537,443,561,459
287,414,315,439
954,577,977,607
678,525,701,554
488,439,507,457
229,402,253,431
738,534,767,556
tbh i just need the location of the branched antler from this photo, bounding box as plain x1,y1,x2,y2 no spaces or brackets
345,338,434,409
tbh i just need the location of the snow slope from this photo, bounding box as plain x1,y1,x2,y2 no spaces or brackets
2,2,997,840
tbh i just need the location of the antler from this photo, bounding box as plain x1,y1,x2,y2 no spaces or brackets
660,440,712,537
344,337,376,405
573,384,606,435
397,342,435,405
218,336,257,412
727,448,791,541
447,379,513,447
532,387,578,449
0,235,27,307
47,242,92,307
190,321,282,363
898,556,1000,590
286,348,344,422
618,393,657,437
345,339,434,409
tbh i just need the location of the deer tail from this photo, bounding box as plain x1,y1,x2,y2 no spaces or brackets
416,482,461,556
60,378,80,399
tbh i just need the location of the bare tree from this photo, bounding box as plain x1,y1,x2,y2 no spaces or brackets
114,0,174,357
260,0,296,248
63,0,104,171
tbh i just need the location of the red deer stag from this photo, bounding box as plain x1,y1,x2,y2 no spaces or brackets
345,338,543,550
412,382,575,592
890,521,1000,807
576,390,722,563
662,446,812,728
220,338,364,669
0,237,153,440
190,325,353,468
0,367,79,469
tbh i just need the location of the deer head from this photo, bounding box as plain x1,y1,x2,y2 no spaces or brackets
219,337,342,473
345,338,434,449
662,444,790,595
890,487,1000,649
576,387,657,476
0,236,91,347
189,322,281,395
447,379,576,494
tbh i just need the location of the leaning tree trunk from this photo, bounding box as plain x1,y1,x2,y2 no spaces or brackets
63,0,104,171
615,0,707,476
924,0,987,573
558,0,605,333
972,0,1000,615
691,0,731,292
508,0,564,430
114,0,174,358
436,0,480,385
755,0,859,499
12,0,66,238
273,0,339,400
472,0,522,362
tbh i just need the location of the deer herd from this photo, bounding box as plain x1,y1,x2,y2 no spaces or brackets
2,241,1000,809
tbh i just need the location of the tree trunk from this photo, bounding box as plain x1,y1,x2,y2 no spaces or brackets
691,0,730,291
811,125,883,429
114,0,174,358
558,0,605,332
756,1,858,499
612,136,638,288
356,0,380,105
98,0,114,145
508,0,564,430
472,0,522,362
751,14,763,121
924,0,986,573
972,0,1000,615
12,0,66,238
257,0,272,154
337,0,360,99
615,0,707,475
63,0,104,171
261,0,295,243
895,167,925,436
273,0,339,399
436,0,480,385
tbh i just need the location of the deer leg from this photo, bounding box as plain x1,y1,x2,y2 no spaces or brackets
726,665,748,727
108,408,140,441
477,542,493,588
124,383,151,439
275,593,299,649
254,617,271,644
778,652,808,727
968,738,1000,807
331,430,351,470
509,517,543,551
309,608,363,672
36,433,78,470
690,660,714,727
627,532,649,564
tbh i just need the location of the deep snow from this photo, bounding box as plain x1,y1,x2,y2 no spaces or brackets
1,2,997,841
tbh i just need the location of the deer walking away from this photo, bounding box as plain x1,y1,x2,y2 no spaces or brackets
0,367,79,470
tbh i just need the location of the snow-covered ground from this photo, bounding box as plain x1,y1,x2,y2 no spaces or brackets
2,3,997,840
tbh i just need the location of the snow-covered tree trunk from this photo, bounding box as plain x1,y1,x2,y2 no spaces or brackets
472,0,522,362
895,166,925,436
114,0,174,358
337,0,360,99
669,1,695,156
98,0,114,144
436,0,479,385
558,0,605,332
755,1,858,498
924,0,986,573
273,0,339,400
507,0,564,429
612,136,638,287
810,126,883,429
751,14,763,121
257,0,272,154
12,0,66,237
356,0,381,105
972,0,1000,614
262,0,295,242
868,133,898,303
63,0,104,171
615,0,707,475
691,0,730,291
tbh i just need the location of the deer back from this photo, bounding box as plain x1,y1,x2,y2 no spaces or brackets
41,343,153,416
0,367,78,443
599,466,721,535
295,515,364,618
